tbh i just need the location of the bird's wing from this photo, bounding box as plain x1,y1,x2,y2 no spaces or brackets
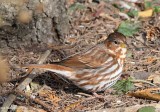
59,46,113,69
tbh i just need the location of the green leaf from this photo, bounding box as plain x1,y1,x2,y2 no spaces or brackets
113,77,135,94
154,6,160,13
68,3,86,11
144,1,153,9
118,21,140,36
127,9,138,17
138,106,155,112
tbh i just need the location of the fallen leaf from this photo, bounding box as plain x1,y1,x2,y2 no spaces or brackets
118,21,140,36
145,26,160,41
38,89,61,107
62,100,82,112
154,6,160,13
127,9,138,17
146,57,156,64
113,77,135,94
138,106,155,112
144,1,153,9
138,9,153,18
128,88,160,101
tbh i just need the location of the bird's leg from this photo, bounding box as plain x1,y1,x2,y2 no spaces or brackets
93,92,104,101
104,88,114,94
84,92,104,101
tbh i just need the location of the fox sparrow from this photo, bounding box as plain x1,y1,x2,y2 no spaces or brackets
23,32,127,93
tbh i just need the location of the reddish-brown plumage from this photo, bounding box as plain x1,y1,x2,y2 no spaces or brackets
23,32,127,93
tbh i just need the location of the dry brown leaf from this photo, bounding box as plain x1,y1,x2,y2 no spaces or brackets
128,88,160,101
145,26,160,41
65,37,77,44
138,9,153,18
38,89,61,107
146,57,157,64
62,100,82,112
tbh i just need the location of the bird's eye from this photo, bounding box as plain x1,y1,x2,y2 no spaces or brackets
113,40,118,44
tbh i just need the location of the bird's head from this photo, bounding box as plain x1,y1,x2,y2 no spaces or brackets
104,32,127,59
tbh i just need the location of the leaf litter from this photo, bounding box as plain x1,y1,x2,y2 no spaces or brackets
0,0,160,111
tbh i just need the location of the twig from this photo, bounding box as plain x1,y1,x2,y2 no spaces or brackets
0,50,51,112
15,90,53,111
77,92,92,97
131,79,157,87
0,94,16,112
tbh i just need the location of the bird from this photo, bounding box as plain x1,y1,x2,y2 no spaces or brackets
23,32,127,94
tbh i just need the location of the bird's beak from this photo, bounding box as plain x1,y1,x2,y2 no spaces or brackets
120,43,126,48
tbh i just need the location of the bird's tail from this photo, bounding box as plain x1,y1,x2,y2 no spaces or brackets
22,64,74,78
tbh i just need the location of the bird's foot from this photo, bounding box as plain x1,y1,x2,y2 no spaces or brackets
93,92,105,101
83,92,105,101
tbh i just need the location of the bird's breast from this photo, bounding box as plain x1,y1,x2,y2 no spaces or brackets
72,56,123,92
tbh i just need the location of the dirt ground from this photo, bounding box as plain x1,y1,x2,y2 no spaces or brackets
0,0,160,112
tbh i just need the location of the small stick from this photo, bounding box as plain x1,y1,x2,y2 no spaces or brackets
131,79,157,87
1,50,51,112
15,90,53,111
